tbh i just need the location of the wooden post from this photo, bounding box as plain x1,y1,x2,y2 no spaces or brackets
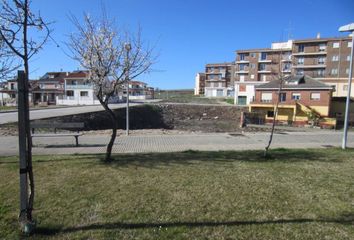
17,71,28,223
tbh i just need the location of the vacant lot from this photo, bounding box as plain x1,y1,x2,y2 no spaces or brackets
1,149,354,239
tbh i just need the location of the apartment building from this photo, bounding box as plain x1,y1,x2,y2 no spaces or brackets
204,62,235,97
196,34,353,104
234,40,293,105
291,36,353,97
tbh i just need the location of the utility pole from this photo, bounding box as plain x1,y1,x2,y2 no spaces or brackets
125,43,131,136
339,23,354,149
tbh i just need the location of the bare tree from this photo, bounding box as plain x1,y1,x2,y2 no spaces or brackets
68,13,154,161
264,50,287,157
0,0,51,227
0,37,18,80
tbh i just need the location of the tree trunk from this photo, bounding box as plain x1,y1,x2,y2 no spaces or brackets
105,114,118,161
98,98,118,162
23,0,35,221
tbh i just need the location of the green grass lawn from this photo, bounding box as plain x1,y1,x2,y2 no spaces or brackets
0,106,16,111
156,92,223,104
1,149,354,239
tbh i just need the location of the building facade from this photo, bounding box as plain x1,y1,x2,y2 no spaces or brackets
234,40,293,105
117,80,154,100
56,71,100,105
32,72,67,105
291,36,353,97
196,34,354,104
249,75,335,127
194,73,205,95
204,63,235,97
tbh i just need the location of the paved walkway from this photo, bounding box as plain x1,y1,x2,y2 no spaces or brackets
0,130,353,156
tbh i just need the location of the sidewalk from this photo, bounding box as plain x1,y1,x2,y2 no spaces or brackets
0,131,353,156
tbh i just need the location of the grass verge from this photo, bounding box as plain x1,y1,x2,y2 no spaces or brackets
1,148,354,239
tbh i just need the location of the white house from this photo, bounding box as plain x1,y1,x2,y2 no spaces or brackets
56,71,100,105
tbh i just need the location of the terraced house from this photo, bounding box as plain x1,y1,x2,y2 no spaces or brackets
249,75,335,127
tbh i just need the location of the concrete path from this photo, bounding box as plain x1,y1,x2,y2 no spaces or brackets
0,130,353,156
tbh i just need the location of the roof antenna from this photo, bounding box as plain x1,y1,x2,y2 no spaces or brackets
285,21,293,40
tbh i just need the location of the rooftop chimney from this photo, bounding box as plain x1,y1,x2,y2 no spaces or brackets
317,32,321,39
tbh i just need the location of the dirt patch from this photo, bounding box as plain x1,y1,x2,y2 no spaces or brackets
0,104,248,135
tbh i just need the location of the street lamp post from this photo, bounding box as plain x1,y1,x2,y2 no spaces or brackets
339,23,354,149
125,43,131,136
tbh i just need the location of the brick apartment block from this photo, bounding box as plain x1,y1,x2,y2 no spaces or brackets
195,34,354,106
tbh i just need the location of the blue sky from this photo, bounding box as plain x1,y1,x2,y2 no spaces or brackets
27,0,354,89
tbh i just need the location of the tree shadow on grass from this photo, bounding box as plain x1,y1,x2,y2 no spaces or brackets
34,212,354,236
99,148,350,169
0,148,351,167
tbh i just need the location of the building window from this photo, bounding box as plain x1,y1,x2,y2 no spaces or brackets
250,63,256,69
209,67,214,72
347,55,351,61
279,92,286,102
283,63,291,71
297,57,304,64
216,89,224,97
260,52,267,60
310,92,320,100
298,45,304,52
239,75,245,82
332,55,339,61
80,91,88,97
331,68,338,75
250,53,256,58
348,42,352,48
239,64,247,71
261,74,267,81
343,85,348,91
346,68,350,75
318,57,326,64
296,69,304,75
317,69,325,77
292,93,301,100
66,90,74,96
239,54,246,61
259,63,266,71
283,52,291,61
261,92,272,102
267,111,274,118
333,42,340,48
319,43,326,51
250,74,255,79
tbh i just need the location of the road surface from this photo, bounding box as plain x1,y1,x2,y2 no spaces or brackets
0,103,141,124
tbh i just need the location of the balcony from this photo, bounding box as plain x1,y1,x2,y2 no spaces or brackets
258,59,272,63
235,70,249,74
292,64,326,69
235,60,250,64
66,84,93,89
292,51,327,56
258,70,272,73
